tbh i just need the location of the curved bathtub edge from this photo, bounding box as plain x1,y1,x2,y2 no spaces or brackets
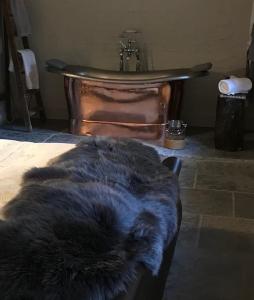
46,61,212,84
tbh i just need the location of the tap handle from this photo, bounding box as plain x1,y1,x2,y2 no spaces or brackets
128,39,137,46
119,40,127,49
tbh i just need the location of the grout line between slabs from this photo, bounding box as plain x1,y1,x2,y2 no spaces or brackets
195,214,203,248
192,168,198,189
174,154,254,164
232,192,236,218
199,213,254,223
42,132,64,143
180,186,254,196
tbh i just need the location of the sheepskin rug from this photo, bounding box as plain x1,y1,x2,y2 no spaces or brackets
0,137,179,300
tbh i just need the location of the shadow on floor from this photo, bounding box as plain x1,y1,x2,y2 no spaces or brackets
164,224,254,300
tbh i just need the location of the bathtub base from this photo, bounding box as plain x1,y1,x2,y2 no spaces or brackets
65,77,171,145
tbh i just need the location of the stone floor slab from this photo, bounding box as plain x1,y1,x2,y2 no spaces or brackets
0,129,54,143
179,159,198,188
164,247,254,300
181,188,233,216
199,215,254,254
176,213,201,248
45,133,89,144
235,192,254,219
196,160,254,193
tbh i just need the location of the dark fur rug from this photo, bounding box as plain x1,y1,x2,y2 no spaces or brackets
0,137,179,300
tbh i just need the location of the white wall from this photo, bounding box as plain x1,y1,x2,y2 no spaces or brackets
25,0,253,127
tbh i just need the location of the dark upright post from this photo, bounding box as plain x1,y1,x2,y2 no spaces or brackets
215,94,246,151
168,80,185,120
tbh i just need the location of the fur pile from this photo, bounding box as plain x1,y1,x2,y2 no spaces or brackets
0,137,179,300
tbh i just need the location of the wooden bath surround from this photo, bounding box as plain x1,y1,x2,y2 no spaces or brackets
64,77,172,144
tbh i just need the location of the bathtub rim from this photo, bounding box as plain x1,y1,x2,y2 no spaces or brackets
46,61,212,84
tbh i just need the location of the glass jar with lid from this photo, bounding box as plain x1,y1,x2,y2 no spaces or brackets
164,120,187,149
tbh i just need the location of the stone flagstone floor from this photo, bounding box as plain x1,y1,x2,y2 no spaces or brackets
0,127,254,299
163,129,254,300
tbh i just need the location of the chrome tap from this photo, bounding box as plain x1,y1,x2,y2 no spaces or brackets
119,39,141,72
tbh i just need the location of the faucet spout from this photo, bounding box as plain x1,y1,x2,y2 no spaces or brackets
119,38,141,72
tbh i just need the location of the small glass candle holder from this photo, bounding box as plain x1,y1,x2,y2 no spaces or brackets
164,120,187,149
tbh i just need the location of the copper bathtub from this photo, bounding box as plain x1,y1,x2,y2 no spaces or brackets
64,79,171,144
47,60,212,144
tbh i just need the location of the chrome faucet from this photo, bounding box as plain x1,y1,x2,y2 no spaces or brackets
119,39,141,72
